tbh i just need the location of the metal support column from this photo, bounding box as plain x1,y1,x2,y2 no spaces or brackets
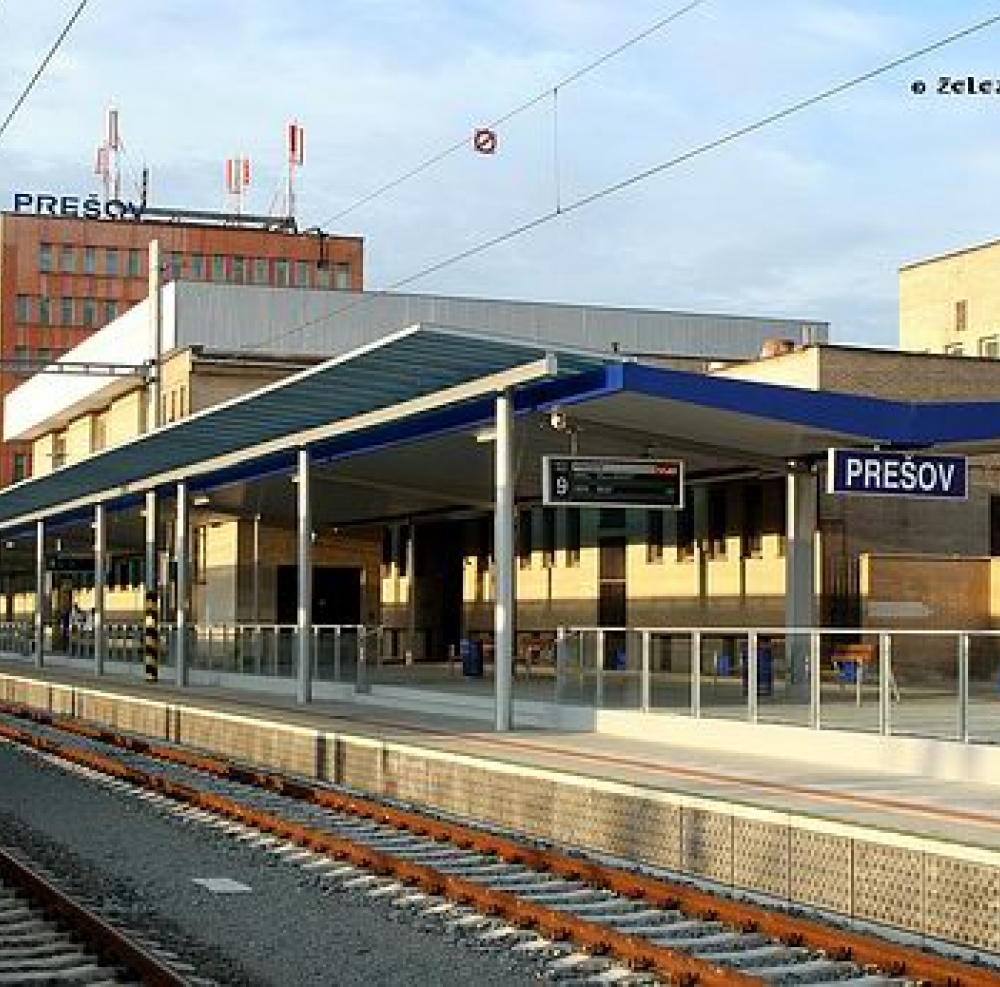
149,239,163,431
296,447,313,704
405,522,416,663
93,504,106,676
33,520,44,668
786,467,818,702
640,631,651,713
958,632,970,743
690,630,702,718
494,390,514,731
175,481,189,687
878,632,891,736
144,489,158,682
809,631,821,728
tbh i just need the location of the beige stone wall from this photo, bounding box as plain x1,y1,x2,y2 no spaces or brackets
64,414,95,464
900,241,1000,355
106,390,145,448
32,434,55,476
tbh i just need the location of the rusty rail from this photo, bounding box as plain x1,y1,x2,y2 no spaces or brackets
3,701,1000,985
0,842,191,986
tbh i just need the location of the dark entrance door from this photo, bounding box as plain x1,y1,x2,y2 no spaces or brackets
414,522,463,659
275,566,362,625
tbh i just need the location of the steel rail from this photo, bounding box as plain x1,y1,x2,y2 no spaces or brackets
0,716,750,986
0,842,192,986
4,701,1000,986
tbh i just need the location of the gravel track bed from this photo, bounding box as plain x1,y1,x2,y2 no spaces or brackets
0,739,541,986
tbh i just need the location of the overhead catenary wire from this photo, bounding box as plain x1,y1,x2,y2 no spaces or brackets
318,0,710,226
241,8,1000,355
0,0,90,147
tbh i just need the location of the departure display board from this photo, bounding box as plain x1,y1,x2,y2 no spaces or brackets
542,456,684,509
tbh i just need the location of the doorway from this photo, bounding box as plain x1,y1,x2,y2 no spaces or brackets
275,565,362,625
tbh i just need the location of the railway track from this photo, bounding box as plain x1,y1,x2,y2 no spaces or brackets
0,700,998,987
0,837,194,985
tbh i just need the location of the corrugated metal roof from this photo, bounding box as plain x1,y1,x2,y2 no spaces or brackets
0,325,604,528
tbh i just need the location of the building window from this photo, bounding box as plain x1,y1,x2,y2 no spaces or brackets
193,526,208,584
52,434,66,469
956,299,968,332
564,508,581,567
59,297,74,326
38,296,51,326
274,259,289,287
39,243,53,273
37,348,52,365
541,507,556,568
12,454,28,482
169,252,183,280
127,249,141,277
646,510,665,563
232,255,246,284
81,298,96,327
707,487,727,558
980,335,999,358
13,345,29,366
742,483,763,558
944,342,964,356
93,415,107,451
675,498,695,560
82,247,95,275
60,245,75,274
103,299,118,323
211,255,225,282
295,260,309,287
333,263,350,290
105,249,119,276
254,257,268,284
315,266,331,289
190,254,205,279
518,509,533,569
15,295,31,323
179,384,187,417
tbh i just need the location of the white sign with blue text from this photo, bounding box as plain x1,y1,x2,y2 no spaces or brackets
827,448,968,500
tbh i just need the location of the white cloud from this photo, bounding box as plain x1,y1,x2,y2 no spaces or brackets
2,0,999,348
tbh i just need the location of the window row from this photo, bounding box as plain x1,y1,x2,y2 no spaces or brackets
37,242,352,290
15,295,120,328
943,335,1000,358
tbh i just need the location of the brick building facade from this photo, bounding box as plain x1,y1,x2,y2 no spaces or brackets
0,209,363,485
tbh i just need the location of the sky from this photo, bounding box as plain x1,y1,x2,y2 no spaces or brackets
2,1,1000,346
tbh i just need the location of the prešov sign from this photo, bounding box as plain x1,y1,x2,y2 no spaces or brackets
827,448,968,500
543,456,684,509
11,191,144,221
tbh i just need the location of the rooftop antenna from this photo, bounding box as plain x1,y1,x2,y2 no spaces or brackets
94,107,122,201
225,155,251,215
286,120,304,220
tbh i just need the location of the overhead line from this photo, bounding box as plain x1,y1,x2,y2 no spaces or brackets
0,0,90,147
319,0,709,226
241,8,1000,354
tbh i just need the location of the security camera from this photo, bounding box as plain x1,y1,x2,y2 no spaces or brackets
549,408,568,431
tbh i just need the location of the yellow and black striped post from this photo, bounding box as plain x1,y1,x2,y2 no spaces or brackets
144,591,158,683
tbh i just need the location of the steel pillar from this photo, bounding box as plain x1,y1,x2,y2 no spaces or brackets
296,447,313,704
94,504,106,676
34,520,44,668
175,481,188,686
494,390,514,731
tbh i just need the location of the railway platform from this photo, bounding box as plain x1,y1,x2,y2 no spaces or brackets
1,657,998,956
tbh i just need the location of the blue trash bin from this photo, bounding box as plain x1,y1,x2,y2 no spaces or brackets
740,640,774,697
460,638,483,677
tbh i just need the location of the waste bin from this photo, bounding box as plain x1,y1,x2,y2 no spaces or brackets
460,638,483,677
740,640,774,697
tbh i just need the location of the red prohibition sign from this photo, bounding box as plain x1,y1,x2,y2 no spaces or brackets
473,128,497,154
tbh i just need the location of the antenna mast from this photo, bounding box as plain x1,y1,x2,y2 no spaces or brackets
225,155,251,215
94,107,122,201
286,120,304,220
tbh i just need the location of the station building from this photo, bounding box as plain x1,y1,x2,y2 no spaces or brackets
899,236,1000,358
4,278,1000,750
0,204,364,484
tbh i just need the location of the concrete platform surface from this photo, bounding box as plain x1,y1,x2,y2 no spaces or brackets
2,659,997,853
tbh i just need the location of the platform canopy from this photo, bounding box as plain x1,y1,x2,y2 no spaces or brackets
3,323,1000,531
